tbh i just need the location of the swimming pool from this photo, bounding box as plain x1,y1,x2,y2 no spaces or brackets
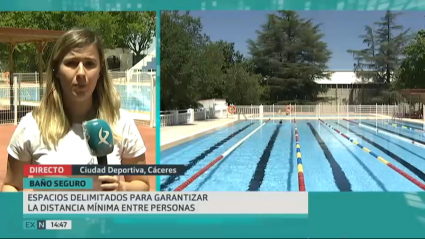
0,84,151,112
116,85,151,112
160,118,425,191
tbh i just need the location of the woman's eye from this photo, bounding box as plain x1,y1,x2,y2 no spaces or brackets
65,61,79,68
64,61,96,68
85,62,96,68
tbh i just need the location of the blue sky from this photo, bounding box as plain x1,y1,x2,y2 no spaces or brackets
188,11,425,70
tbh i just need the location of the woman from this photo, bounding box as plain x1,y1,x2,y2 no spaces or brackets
2,28,149,192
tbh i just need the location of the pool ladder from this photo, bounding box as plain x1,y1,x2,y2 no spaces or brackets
392,111,403,121
238,113,248,121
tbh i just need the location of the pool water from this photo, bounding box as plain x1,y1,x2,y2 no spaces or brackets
116,85,151,112
161,118,425,192
0,84,151,112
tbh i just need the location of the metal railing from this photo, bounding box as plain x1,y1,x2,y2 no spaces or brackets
0,71,156,127
159,103,410,127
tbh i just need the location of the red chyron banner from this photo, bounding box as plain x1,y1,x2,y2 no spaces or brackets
23,165,73,176
23,165,185,176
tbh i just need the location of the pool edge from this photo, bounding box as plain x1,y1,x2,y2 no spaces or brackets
160,119,240,151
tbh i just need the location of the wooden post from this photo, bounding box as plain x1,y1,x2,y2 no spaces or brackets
9,43,16,108
35,41,47,100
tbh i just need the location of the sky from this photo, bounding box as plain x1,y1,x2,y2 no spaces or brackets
188,11,425,70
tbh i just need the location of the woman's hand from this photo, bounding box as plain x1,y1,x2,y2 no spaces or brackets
98,175,125,191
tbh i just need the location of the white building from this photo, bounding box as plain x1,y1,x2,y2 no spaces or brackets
315,71,379,105
104,36,157,73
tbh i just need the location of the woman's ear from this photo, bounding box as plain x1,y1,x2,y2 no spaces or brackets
52,68,57,78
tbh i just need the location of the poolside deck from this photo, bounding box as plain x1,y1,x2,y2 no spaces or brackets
160,114,425,151
160,118,239,150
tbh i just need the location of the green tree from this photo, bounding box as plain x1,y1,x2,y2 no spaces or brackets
397,30,425,89
160,11,210,110
0,12,156,72
195,42,227,99
215,40,244,73
160,11,266,110
0,12,121,72
75,12,120,49
224,64,265,105
114,12,156,62
0,12,84,72
248,11,332,103
348,11,410,84
212,40,248,97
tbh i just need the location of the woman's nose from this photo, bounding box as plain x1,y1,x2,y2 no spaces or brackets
76,62,86,76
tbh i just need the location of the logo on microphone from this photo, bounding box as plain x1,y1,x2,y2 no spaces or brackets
98,127,111,146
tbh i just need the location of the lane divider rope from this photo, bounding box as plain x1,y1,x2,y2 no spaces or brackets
174,119,270,191
319,118,425,190
343,118,425,149
383,121,424,133
294,119,306,191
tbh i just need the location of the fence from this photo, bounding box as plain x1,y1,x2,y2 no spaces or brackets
159,102,228,127
159,103,424,127
0,71,156,127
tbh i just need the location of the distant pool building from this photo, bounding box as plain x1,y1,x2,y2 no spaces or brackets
315,71,381,105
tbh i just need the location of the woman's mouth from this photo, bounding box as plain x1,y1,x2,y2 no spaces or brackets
74,85,87,91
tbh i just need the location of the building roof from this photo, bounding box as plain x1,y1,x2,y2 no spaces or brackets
315,71,370,85
0,27,65,43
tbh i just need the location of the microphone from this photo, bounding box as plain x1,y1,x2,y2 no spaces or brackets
82,119,114,186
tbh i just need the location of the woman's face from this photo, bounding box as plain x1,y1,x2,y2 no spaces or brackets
57,43,101,103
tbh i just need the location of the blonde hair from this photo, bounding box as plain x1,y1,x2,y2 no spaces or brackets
33,28,122,149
